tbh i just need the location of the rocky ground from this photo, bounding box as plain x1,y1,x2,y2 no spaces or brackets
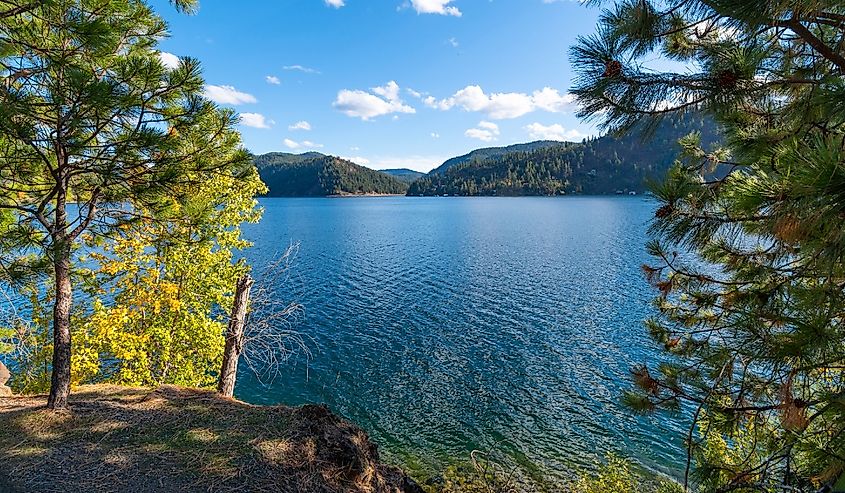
0,385,424,493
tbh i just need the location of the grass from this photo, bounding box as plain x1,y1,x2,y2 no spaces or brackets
0,385,420,493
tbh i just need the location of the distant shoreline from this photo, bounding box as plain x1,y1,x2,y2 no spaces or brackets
260,193,652,198
326,192,407,198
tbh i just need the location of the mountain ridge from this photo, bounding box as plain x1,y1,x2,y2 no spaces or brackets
380,168,425,183
409,113,719,196
430,140,570,175
254,153,408,197
253,114,718,197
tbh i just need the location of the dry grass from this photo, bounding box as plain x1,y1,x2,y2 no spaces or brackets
0,385,421,493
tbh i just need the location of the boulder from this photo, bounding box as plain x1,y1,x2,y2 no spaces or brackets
0,361,11,396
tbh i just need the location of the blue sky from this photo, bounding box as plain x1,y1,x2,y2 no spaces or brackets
152,0,603,172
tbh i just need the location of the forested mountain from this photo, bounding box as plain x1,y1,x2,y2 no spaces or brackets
254,153,409,196
430,141,566,175
381,168,425,183
409,113,720,196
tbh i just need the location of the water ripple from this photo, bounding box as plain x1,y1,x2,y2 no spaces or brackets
238,197,689,484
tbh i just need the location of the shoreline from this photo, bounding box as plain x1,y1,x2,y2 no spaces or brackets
326,193,407,198
261,193,652,198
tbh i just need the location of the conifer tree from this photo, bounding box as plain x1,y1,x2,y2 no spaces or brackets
0,0,196,19
572,1,845,491
0,0,249,409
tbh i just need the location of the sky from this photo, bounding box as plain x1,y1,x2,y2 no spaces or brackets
152,0,604,172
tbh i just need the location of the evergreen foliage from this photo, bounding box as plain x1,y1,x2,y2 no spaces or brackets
255,152,409,196
0,0,259,407
573,0,845,490
430,141,567,175
409,114,719,196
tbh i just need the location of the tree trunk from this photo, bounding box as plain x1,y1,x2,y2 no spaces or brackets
47,240,72,410
217,275,253,398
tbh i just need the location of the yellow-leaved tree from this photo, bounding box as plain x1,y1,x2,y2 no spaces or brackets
79,113,266,387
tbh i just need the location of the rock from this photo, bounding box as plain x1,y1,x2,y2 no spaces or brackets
0,362,12,396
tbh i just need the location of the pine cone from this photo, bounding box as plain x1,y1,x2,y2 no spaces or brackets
716,69,739,89
603,60,623,78
655,204,674,218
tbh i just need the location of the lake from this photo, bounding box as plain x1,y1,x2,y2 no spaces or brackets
237,196,689,485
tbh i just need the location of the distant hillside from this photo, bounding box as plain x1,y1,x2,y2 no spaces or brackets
408,113,720,196
254,153,408,197
430,141,567,175
380,168,425,183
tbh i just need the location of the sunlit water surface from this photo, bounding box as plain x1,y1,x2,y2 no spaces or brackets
237,196,689,484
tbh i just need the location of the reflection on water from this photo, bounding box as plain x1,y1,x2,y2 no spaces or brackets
237,196,688,483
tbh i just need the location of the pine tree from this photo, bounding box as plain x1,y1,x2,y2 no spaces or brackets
0,0,250,409
572,1,845,491
0,0,196,19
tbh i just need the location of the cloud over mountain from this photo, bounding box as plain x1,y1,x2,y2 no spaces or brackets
424,85,575,119
334,81,416,120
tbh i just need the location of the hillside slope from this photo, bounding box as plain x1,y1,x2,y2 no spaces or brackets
380,168,425,183
0,385,423,493
429,140,565,175
255,153,409,196
409,114,720,196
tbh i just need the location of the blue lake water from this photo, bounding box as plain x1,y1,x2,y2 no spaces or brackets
237,196,689,484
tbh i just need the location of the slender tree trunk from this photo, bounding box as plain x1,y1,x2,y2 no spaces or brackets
217,275,253,398
47,236,72,410
47,118,73,410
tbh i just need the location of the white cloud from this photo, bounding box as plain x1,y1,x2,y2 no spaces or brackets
203,85,257,105
424,85,576,119
239,113,273,129
288,120,312,131
372,80,401,101
158,52,180,70
431,132,440,138
283,64,320,74
410,0,462,16
333,80,416,120
325,0,345,7
447,37,459,47
465,121,500,142
265,75,281,85
283,138,323,150
525,122,589,141
531,87,577,112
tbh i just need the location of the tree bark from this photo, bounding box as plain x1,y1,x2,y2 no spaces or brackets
217,275,253,398
47,238,72,410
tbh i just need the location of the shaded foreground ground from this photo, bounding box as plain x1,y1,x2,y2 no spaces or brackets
0,385,423,493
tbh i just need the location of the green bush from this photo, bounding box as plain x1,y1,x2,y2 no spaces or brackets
570,455,683,493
